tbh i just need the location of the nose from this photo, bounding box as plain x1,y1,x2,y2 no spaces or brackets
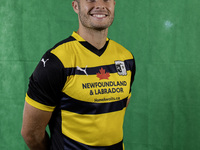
95,0,106,10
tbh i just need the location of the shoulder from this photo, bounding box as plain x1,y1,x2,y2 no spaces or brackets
109,39,134,59
49,36,77,68
32,36,76,81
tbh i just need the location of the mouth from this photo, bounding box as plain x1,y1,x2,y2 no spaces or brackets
91,14,107,18
90,11,109,19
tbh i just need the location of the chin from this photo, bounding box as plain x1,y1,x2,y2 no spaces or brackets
90,23,112,31
93,26,108,31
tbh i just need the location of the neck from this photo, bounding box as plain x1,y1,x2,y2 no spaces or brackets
77,27,108,50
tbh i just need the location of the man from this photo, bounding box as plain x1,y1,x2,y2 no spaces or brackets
21,0,136,149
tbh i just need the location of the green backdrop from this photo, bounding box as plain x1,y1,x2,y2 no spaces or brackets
1,0,200,150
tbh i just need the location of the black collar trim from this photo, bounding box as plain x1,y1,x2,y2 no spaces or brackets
79,40,109,57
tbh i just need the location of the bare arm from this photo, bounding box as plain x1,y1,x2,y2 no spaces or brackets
21,101,52,150
126,98,131,107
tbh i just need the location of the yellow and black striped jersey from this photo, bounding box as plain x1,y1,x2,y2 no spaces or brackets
25,32,136,150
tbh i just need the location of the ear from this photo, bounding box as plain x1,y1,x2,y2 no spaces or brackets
72,1,79,14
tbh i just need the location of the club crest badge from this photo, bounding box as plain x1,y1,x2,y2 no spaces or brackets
115,61,127,76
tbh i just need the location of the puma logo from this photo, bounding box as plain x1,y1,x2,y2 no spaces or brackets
41,58,49,67
77,66,88,76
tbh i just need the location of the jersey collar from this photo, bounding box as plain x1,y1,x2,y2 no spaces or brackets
72,32,109,57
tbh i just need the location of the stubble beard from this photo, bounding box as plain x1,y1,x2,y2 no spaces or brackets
78,10,115,31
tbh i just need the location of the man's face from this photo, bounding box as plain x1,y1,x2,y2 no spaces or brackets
74,0,116,31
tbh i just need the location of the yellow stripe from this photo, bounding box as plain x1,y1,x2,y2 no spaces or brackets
62,108,126,146
62,71,132,103
25,94,55,112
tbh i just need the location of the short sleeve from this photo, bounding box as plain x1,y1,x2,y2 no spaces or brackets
129,55,136,96
130,57,136,87
26,50,65,111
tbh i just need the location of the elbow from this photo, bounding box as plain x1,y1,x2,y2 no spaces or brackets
21,128,33,144
21,127,47,147
21,127,39,147
21,128,49,149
